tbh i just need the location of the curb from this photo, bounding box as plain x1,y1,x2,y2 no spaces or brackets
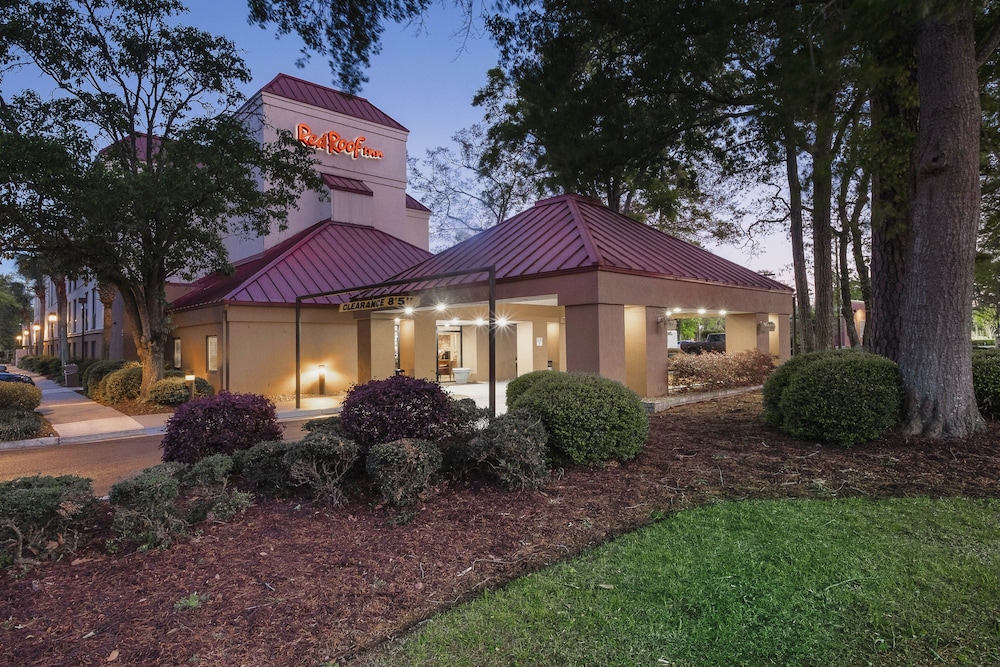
0,409,341,451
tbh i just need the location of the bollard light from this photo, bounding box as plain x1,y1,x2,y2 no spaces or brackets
184,371,196,400
318,364,326,395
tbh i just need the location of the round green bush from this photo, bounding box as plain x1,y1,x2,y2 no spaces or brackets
762,349,860,428
149,376,213,406
778,352,902,446
84,359,130,399
0,382,42,411
101,365,144,403
233,440,294,496
973,348,1000,419
284,431,359,502
468,409,550,490
505,370,558,410
365,438,442,506
510,372,648,465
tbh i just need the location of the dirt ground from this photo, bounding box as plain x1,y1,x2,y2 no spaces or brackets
2,391,998,666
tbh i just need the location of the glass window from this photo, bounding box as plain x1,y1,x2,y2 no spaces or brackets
173,338,182,369
206,335,218,372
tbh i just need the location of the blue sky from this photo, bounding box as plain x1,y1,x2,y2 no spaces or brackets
2,0,791,282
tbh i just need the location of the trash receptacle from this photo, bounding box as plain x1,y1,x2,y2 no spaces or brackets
64,363,79,387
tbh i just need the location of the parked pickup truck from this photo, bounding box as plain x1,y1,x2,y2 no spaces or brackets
679,332,726,354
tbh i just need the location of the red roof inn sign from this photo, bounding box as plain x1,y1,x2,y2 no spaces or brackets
296,123,384,160
339,295,419,313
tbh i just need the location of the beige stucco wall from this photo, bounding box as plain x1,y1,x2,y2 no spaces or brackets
172,304,361,396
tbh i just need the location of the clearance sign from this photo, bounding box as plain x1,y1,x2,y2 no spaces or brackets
340,295,419,313
296,123,384,160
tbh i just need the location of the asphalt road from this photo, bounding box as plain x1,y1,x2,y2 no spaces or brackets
0,419,313,497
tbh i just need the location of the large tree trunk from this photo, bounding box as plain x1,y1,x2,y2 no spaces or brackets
898,6,983,438
53,275,68,367
867,19,917,361
810,118,836,351
117,281,168,399
98,281,116,360
838,225,861,347
785,137,814,353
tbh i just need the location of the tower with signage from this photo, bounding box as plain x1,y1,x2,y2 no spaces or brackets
223,73,429,265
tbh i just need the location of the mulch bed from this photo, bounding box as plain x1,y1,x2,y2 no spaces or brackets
2,391,998,666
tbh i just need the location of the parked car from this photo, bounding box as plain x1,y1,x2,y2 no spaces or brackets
679,332,726,354
0,371,35,385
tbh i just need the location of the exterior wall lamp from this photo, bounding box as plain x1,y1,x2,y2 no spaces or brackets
184,370,196,399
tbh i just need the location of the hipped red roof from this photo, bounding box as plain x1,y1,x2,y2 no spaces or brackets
261,74,407,132
170,221,432,310
385,195,793,292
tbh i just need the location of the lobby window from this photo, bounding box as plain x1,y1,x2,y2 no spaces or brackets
206,335,218,372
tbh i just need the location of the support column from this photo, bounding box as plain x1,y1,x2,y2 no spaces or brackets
564,303,626,384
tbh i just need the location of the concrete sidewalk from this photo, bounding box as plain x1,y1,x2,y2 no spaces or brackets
0,365,343,451
1,365,507,451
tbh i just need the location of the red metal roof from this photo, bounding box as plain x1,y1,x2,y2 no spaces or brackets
170,220,432,310
322,173,373,196
387,194,793,292
260,74,408,132
405,194,431,212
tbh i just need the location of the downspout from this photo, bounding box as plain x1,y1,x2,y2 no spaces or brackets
223,304,230,392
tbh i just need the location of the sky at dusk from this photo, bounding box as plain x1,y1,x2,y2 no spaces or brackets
2,0,792,283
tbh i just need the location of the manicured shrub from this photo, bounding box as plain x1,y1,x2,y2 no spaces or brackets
510,372,648,465
284,431,359,503
0,409,42,441
505,370,557,410
669,350,774,392
0,382,42,411
468,410,550,491
302,416,347,438
972,348,1000,419
17,356,40,373
233,440,294,496
761,349,859,428
84,359,129,400
149,376,213,406
182,454,233,491
108,470,185,550
778,352,903,446
0,475,94,566
160,392,281,464
101,365,144,403
340,375,456,452
18,355,60,376
366,438,442,506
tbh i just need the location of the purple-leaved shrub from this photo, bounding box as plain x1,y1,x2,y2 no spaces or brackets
340,376,456,452
160,392,281,464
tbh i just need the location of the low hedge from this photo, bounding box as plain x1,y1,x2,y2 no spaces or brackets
510,372,648,465
0,475,94,566
101,365,144,403
0,382,42,411
149,376,213,406
0,409,42,441
775,351,903,446
972,348,1000,419
84,360,130,400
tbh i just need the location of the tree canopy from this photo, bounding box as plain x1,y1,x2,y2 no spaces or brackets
0,0,322,395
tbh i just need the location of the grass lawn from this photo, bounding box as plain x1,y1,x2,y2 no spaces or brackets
365,497,1000,666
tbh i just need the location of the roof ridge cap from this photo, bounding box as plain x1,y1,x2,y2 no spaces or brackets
563,195,605,267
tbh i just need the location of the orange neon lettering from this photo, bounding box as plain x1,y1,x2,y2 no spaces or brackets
295,122,383,160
